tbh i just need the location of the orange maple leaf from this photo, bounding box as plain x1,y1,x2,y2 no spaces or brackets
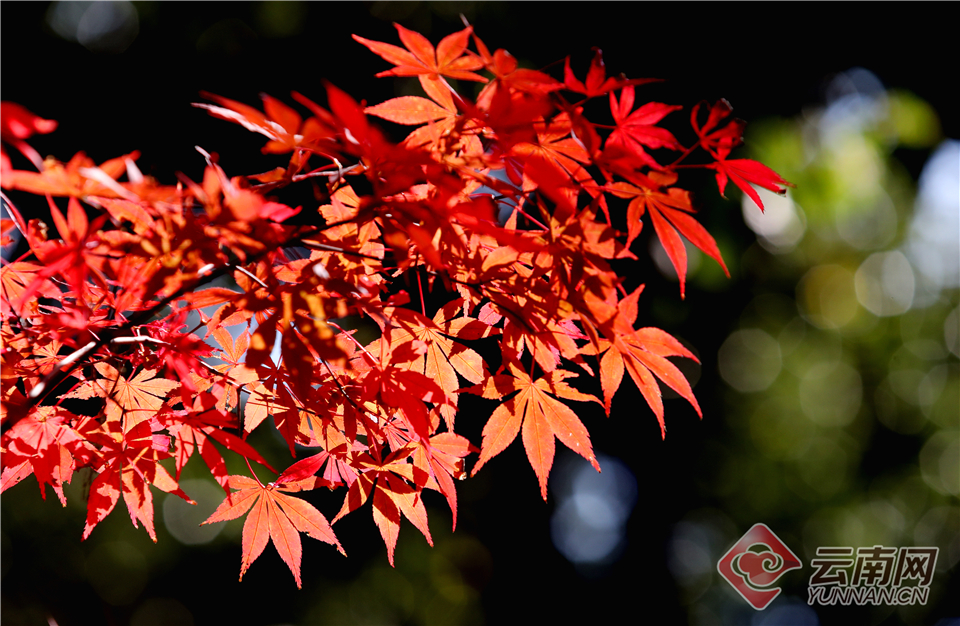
463,362,600,500
331,448,433,567
203,474,344,588
584,287,702,435
67,363,179,430
368,302,495,430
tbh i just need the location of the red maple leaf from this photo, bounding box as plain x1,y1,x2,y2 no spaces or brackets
564,49,625,99
353,24,486,83
368,302,495,430
605,85,681,169
0,406,82,505
606,172,729,297
583,287,702,435
1,102,57,175
67,363,179,430
709,157,794,212
80,420,194,542
0,23,790,585
691,100,793,211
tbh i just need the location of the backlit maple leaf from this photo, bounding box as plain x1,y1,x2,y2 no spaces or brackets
709,158,794,212
412,432,476,531
203,474,344,588
472,31,563,109
583,288,702,435
1,101,57,171
353,24,486,83
563,49,624,99
690,100,794,211
193,92,337,156
368,302,494,430
607,174,729,298
80,420,193,543
606,85,681,169
463,362,600,500
99,364,179,429
0,406,82,505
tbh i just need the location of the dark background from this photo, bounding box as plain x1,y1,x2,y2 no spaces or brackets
2,3,957,626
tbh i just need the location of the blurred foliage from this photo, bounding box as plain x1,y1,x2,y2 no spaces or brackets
669,69,959,625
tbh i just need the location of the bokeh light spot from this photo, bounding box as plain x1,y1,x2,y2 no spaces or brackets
46,1,139,53
550,454,637,568
742,187,806,253
130,598,195,626
798,265,859,329
718,329,781,392
799,361,863,426
920,431,960,496
797,436,851,498
749,398,813,460
163,479,225,546
85,541,148,606
855,251,916,316
834,191,898,251
905,140,960,299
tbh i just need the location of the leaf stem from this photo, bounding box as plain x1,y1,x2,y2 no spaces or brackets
416,269,426,316
245,457,264,488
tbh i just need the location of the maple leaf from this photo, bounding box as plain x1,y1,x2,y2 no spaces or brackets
193,92,336,156
0,260,60,318
355,320,454,441
508,113,593,197
562,49,655,100
203,474,344,588
709,158,794,212
471,31,563,109
582,288,702,434
0,406,82,505
331,448,433,567
412,431,476,531
81,421,193,542
604,329,701,437
1,150,139,200
364,96,452,126
1,102,58,143
354,23,491,152
689,100,794,211
563,49,623,99
462,362,600,500
363,91,478,155
606,85,681,169
690,99,744,155
0,23,788,589
368,302,494,430
1,101,57,171
11,196,111,311
141,309,214,393
353,24,486,83
163,391,277,491
606,173,729,297
69,363,179,430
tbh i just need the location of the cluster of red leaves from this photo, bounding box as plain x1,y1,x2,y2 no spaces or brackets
0,24,788,586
